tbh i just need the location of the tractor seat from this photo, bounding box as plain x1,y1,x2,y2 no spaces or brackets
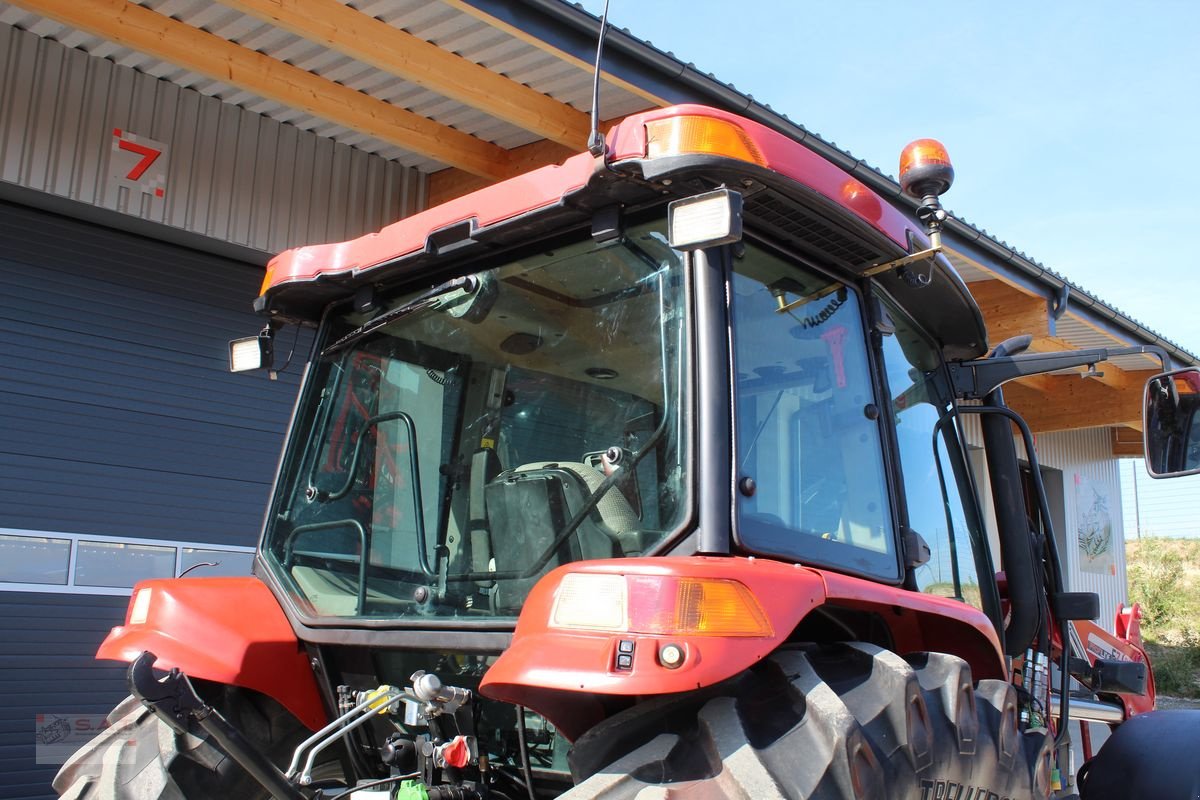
484,461,644,611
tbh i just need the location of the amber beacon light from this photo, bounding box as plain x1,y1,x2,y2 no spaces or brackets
899,138,954,200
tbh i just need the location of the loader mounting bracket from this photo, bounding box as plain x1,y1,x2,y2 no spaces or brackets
128,650,308,800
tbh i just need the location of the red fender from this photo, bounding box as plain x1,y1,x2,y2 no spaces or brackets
98,577,327,731
480,557,1005,740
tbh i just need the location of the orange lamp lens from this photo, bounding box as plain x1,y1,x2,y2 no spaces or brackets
548,573,773,638
899,138,952,177
259,263,276,296
673,578,773,637
898,138,954,198
646,116,766,167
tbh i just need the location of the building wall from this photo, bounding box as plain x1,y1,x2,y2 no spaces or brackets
0,22,425,255
961,416,1128,633
1032,429,1128,627
0,24,429,797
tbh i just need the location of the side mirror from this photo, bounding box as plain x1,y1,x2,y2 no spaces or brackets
1143,367,1200,478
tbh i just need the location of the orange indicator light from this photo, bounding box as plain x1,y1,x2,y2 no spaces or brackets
646,116,767,167
549,572,773,638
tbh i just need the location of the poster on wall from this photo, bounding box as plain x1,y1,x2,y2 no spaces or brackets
1076,473,1116,575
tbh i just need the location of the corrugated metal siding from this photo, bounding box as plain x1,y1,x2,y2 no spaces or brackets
0,200,310,545
1033,428,1128,629
0,23,425,254
959,414,1127,632
0,592,128,800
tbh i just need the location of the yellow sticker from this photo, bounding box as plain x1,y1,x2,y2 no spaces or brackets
480,437,495,450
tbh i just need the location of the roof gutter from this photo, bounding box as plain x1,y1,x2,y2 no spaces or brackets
516,0,1196,368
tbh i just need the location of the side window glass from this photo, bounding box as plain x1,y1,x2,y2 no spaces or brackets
732,246,897,580
878,303,983,607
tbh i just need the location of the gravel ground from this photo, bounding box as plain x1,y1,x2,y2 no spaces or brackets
1156,694,1200,710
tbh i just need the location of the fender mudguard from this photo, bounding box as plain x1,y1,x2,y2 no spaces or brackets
480,557,1005,740
98,576,327,731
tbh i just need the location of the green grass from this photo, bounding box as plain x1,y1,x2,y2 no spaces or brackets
1126,538,1200,698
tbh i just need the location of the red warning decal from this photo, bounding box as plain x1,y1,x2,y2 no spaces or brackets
109,129,168,200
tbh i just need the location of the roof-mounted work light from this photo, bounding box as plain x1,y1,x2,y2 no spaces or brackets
229,326,274,373
668,188,743,250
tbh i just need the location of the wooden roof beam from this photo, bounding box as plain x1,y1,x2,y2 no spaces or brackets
439,0,668,108
1002,376,1141,433
220,0,593,148
968,279,1050,343
1112,426,1145,457
429,137,573,207
10,0,514,180
968,279,1154,395
427,115,633,205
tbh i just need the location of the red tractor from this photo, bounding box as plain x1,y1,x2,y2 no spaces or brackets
54,105,1200,799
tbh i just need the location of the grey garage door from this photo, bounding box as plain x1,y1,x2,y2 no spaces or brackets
0,199,310,798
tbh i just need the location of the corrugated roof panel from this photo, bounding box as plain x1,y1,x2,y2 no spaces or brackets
1056,316,1127,349
0,0,652,173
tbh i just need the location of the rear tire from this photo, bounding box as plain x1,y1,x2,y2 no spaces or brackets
53,682,332,799
565,643,1052,799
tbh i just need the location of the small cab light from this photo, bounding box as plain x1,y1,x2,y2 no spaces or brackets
668,188,744,249
129,587,153,625
551,573,628,631
645,116,766,167
898,138,954,200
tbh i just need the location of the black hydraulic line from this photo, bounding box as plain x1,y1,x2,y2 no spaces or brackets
951,405,1078,753
929,439,965,601
978,390,1040,657
515,706,538,800
326,773,420,800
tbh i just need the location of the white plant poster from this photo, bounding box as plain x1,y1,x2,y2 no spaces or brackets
1075,473,1115,575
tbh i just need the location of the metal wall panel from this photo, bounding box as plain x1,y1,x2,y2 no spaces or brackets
0,200,311,546
0,592,128,800
1031,428,1128,632
0,23,425,254
959,415,1128,632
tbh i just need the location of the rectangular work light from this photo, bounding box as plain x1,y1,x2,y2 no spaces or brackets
229,329,273,373
668,188,744,250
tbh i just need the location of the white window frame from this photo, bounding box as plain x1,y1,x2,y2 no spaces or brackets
0,527,256,596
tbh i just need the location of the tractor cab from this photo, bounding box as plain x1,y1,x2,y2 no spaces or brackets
60,105,1195,800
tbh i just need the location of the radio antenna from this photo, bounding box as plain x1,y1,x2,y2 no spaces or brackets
587,0,613,158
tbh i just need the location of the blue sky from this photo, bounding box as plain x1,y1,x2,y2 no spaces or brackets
582,0,1200,536
583,1,1200,354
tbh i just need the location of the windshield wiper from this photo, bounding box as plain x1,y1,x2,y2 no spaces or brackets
321,275,481,356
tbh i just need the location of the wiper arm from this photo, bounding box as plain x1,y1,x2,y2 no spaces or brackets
322,275,480,356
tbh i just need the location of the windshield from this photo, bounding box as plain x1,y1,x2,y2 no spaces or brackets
264,222,691,621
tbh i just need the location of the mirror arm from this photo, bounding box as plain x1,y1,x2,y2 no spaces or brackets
948,345,1170,400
